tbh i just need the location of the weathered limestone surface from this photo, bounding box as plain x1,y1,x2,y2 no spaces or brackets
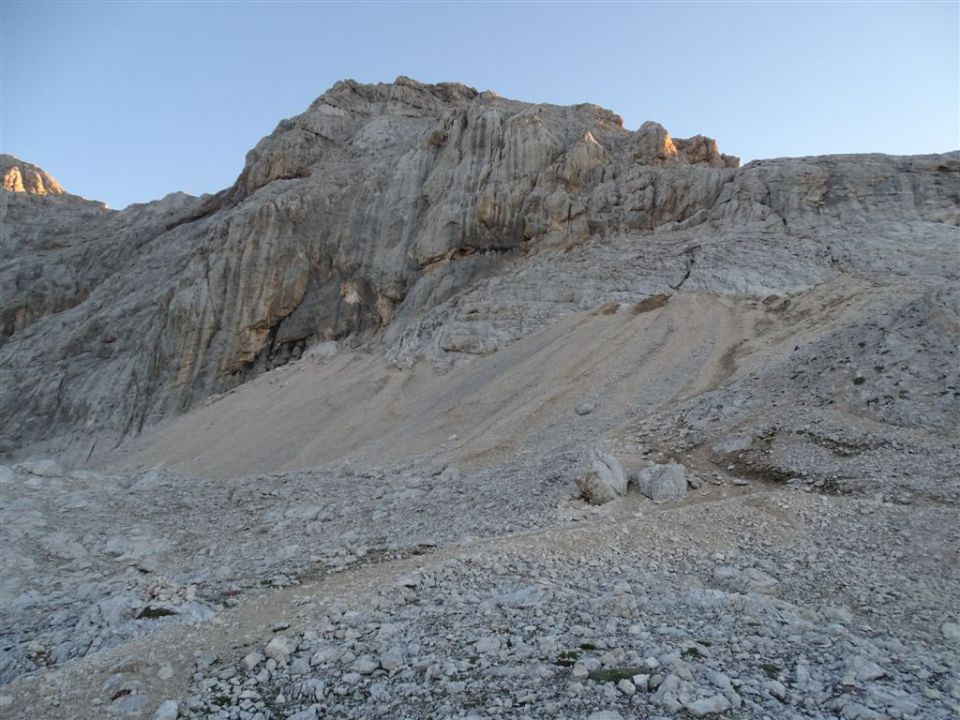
1,77,957,458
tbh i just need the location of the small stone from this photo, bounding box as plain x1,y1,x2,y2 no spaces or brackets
764,679,787,700
841,701,883,720
438,466,461,482
310,645,339,666
712,566,781,596
631,673,650,691
285,708,318,720
474,636,500,654
497,585,549,608
154,700,179,720
586,712,624,720
825,606,854,624
942,622,960,643
264,636,292,664
354,655,378,675
242,651,264,671
849,657,886,682
111,694,150,715
575,403,595,416
157,663,174,680
617,678,636,695
380,650,404,672
572,662,589,679
731,478,750,486
684,694,731,717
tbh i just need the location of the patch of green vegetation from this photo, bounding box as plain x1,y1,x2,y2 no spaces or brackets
580,642,597,651
760,663,781,678
682,645,706,659
588,667,644,683
555,650,580,667
697,639,713,647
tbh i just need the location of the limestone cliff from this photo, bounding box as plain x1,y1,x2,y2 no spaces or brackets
0,77,957,458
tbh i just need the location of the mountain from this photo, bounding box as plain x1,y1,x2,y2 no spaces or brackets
0,78,958,719
2,76,956,463
1,154,66,196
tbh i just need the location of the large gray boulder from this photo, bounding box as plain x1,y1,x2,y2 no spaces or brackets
637,463,687,502
577,449,628,505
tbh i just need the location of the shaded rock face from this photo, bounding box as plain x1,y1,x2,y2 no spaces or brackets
1,76,958,458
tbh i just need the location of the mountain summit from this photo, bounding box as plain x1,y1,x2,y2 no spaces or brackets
0,154,65,196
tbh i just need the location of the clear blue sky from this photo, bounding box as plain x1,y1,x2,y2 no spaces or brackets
2,1,957,208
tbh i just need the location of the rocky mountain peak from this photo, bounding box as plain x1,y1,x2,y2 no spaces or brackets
0,77,956,464
0,154,66,196
230,77,737,204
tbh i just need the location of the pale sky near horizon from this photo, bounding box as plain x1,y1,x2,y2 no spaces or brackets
2,1,957,209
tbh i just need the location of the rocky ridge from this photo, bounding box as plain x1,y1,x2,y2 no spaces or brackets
1,154,66,196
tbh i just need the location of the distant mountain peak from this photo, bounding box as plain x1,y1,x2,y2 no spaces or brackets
0,154,66,196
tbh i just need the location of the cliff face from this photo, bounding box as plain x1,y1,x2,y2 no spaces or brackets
1,77,957,458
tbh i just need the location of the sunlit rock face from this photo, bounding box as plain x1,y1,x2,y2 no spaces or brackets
1,76,957,458
0,154,65,195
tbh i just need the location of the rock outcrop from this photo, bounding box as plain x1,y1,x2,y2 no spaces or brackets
0,155,65,196
1,76,957,460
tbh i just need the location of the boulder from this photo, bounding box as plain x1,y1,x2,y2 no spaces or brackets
577,449,628,505
637,463,687,502
264,636,293,664
712,566,781,597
